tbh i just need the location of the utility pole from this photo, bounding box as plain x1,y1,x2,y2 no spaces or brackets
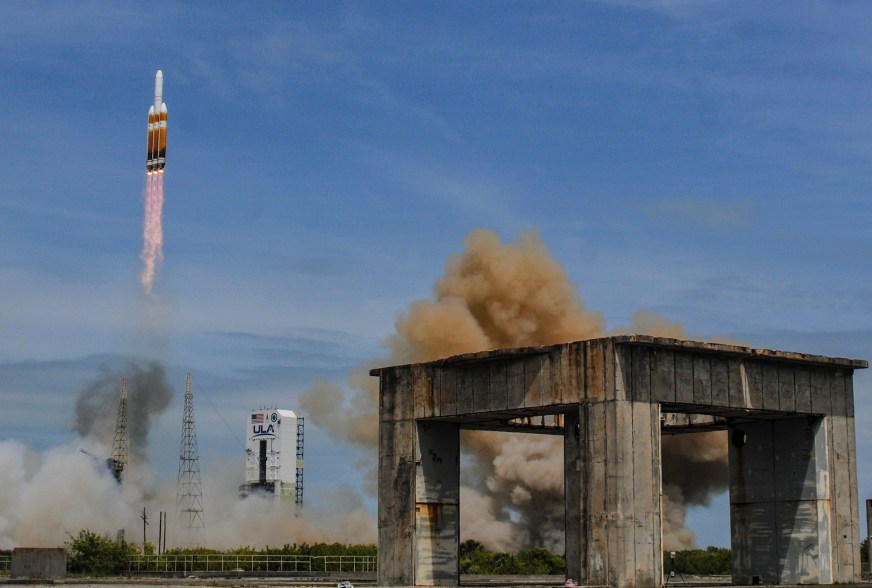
155,511,168,554
176,372,205,546
140,507,149,550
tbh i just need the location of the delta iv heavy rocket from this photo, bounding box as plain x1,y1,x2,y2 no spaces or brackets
146,70,167,172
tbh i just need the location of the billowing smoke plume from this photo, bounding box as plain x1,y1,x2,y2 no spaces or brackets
191,469,376,549
74,361,173,459
302,228,728,553
661,431,730,549
0,438,376,550
387,230,604,362
0,440,147,550
140,171,165,295
0,356,377,549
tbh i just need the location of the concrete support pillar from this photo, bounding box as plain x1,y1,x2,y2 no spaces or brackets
564,409,582,582
865,499,872,577
729,417,832,584
415,421,460,585
378,416,415,585
378,369,416,586
377,364,460,587
828,403,861,582
565,401,662,588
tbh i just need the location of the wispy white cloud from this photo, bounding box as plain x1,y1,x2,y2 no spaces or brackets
651,195,753,231
358,148,526,233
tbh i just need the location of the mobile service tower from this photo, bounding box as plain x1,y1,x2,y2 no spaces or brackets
239,408,304,507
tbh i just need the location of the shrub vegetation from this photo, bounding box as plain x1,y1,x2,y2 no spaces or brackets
459,540,564,575
64,528,734,578
664,546,731,576
67,530,140,576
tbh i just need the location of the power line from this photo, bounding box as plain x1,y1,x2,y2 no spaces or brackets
196,379,245,450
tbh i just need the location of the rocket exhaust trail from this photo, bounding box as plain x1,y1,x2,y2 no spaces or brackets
140,171,164,294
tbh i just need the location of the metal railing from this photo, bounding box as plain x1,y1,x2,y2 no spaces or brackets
128,553,376,575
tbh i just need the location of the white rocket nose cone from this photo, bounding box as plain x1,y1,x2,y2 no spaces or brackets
153,70,164,110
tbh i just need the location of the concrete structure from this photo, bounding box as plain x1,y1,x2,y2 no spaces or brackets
10,547,66,580
371,336,867,587
239,408,305,506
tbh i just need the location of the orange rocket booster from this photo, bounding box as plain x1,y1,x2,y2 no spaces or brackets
146,70,167,172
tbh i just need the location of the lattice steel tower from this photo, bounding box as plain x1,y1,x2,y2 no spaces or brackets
107,378,128,484
176,372,205,546
295,417,304,509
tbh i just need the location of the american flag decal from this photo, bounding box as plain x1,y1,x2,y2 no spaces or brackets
251,413,264,423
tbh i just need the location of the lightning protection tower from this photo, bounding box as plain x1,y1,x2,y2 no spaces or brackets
108,378,128,483
176,372,205,546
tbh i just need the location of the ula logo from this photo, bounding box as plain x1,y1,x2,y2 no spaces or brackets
252,424,276,437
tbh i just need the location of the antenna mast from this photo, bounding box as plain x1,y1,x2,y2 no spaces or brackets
176,372,205,546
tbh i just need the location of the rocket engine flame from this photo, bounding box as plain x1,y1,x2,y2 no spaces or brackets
140,171,164,294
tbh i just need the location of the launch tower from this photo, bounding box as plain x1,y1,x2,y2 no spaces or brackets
239,408,304,508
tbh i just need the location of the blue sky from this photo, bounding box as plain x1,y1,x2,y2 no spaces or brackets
1,1,871,549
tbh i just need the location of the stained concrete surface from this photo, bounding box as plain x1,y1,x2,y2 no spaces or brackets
375,336,867,587
4,579,871,588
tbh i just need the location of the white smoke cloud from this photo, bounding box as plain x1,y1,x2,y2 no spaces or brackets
0,439,145,549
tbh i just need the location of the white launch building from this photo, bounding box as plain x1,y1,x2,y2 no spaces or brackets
239,408,304,506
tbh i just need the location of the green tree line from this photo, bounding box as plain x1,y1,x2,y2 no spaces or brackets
65,529,740,577
65,529,377,576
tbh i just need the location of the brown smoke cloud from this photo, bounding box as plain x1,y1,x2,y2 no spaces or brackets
301,228,728,553
387,229,604,362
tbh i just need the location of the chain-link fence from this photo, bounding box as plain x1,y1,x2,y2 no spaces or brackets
127,553,376,576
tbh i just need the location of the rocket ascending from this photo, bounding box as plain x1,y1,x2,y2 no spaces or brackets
146,70,167,172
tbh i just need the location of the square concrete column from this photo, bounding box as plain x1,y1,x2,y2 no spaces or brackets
729,417,833,584
378,368,416,586
377,363,460,587
415,421,460,585
565,400,662,588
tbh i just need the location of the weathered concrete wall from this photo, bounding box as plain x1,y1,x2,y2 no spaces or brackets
827,370,860,582
378,367,416,586
729,418,832,584
374,336,866,588
565,401,662,588
411,337,863,419
415,421,459,585
11,547,67,580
